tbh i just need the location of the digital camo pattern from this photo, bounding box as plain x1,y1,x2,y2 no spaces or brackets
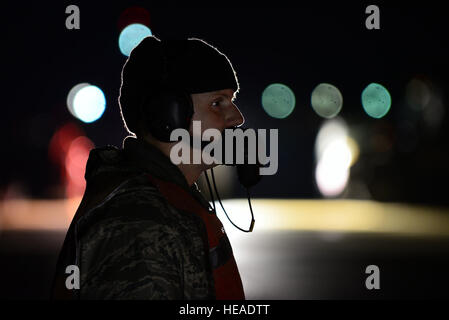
77,178,215,300
52,140,218,300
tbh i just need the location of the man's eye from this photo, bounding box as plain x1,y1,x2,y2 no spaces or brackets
211,100,221,107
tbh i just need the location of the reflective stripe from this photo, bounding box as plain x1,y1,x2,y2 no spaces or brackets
146,173,245,300
209,235,233,269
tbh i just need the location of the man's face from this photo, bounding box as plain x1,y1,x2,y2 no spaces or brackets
189,88,244,136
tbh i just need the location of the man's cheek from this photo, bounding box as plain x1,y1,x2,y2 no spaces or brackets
188,115,201,134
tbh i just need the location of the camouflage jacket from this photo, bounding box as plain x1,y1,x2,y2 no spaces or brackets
51,136,244,300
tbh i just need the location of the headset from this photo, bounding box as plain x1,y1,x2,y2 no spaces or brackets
140,41,194,143
140,40,261,232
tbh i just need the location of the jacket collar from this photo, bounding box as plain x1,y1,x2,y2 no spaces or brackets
122,136,214,212
122,136,191,192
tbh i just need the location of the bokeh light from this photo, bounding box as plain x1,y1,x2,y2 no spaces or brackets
118,23,152,57
315,117,348,161
315,152,350,197
361,83,391,119
310,83,343,119
48,123,85,168
67,83,89,118
314,118,358,197
346,136,360,166
72,84,106,123
65,136,94,198
48,122,94,202
405,77,431,111
405,76,445,132
261,83,296,119
118,7,151,33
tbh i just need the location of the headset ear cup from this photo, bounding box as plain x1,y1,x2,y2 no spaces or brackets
140,40,194,142
144,88,193,142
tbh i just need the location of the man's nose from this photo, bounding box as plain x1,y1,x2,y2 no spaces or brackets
225,103,245,128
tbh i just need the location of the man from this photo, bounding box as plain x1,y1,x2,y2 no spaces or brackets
51,36,246,299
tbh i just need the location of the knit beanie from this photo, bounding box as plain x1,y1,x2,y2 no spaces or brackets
118,35,240,135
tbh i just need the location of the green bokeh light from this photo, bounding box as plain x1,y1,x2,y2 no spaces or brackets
310,83,343,119
261,83,296,119
361,83,392,119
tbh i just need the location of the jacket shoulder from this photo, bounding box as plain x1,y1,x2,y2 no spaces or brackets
76,174,214,299
79,214,185,299
77,174,173,235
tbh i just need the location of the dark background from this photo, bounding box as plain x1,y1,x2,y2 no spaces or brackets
3,1,449,204
1,1,449,300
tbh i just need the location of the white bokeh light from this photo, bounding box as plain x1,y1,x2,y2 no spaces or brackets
315,141,351,197
67,83,90,118
315,118,348,161
72,85,106,123
314,118,354,197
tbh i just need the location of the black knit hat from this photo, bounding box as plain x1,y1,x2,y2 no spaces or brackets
118,36,240,135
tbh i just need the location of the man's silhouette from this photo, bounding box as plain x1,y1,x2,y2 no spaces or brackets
52,35,246,299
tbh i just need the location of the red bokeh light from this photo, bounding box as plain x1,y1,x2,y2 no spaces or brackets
65,136,94,198
117,6,151,33
48,122,94,198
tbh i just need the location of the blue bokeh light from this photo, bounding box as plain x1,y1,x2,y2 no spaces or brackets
118,23,152,57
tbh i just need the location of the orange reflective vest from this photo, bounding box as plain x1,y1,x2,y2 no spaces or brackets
146,173,245,300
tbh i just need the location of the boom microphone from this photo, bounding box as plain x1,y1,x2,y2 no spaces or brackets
205,127,262,232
